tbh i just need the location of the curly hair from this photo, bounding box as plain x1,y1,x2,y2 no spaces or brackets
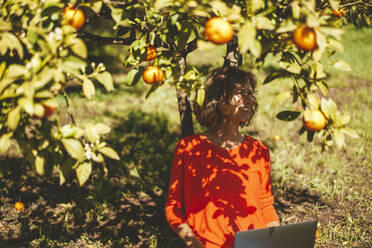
193,67,258,129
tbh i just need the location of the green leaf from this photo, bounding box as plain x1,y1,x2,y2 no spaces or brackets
196,40,218,52
316,81,328,96
67,38,87,59
306,14,319,28
76,162,92,186
0,61,6,79
254,16,275,30
7,106,21,130
252,0,264,13
278,61,301,74
340,127,359,139
238,21,257,55
59,158,75,185
35,155,45,175
320,98,337,120
91,1,103,13
263,72,284,84
18,97,34,116
94,123,111,134
145,83,161,99
83,78,95,99
96,71,114,91
313,30,327,61
2,32,24,59
62,138,86,161
0,133,13,154
333,129,345,148
272,91,291,107
197,88,205,107
336,113,351,127
332,60,352,71
5,64,27,79
61,56,87,75
125,68,143,86
99,147,120,160
276,111,301,121
307,94,320,109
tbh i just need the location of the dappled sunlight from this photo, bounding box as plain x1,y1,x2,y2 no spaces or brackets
166,134,274,247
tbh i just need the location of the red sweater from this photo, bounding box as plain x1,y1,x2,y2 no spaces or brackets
165,134,280,248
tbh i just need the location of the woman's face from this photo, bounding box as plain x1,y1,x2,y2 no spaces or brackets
219,83,257,123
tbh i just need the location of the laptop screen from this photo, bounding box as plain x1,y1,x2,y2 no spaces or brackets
234,220,318,248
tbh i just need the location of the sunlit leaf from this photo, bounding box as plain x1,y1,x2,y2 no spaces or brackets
62,138,85,161
279,61,301,74
333,129,345,148
83,78,95,99
340,127,359,139
333,60,352,71
96,71,114,91
6,106,21,130
35,155,45,175
68,37,87,59
197,88,205,107
0,133,13,154
99,147,120,160
320,98,337,120
76,162,92,186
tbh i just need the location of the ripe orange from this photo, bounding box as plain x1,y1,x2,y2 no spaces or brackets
204,17,234,45
332,9,343,18
145,46,157,61
43,105,56,119
273,135,281,141
14,201,24,211
293,26,317,51
142,66,164,84
303,109,327,131
63,6,85,29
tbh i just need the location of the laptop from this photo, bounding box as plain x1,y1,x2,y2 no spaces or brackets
234,219,318,248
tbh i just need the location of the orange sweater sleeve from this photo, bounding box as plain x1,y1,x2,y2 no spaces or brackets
258,144,280,225
165,139,187,233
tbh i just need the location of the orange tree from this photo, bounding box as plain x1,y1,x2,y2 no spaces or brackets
0,0,369,185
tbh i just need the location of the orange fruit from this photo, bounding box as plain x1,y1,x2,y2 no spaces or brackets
332,9,343,18
293,26,317,51
204,17,234,45
63,6,85,29
142,66,164,84
145,46,157,61
43,105,56,119
273,135,281,141
14,201,24,211
303,109,327,131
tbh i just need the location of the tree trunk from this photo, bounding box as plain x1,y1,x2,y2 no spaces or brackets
175,35,241,137
223,33,242,68
176,56,194,137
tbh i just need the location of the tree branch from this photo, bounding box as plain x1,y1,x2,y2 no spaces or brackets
78,32,136,46
223,33,242,68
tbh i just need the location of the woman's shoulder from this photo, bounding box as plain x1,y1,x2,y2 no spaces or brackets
174,134,204,150
244,135,270,152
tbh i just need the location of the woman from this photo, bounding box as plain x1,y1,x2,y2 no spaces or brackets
165,67,280,248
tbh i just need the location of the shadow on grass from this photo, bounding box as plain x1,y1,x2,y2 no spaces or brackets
0,109,330,247
0,109,183,247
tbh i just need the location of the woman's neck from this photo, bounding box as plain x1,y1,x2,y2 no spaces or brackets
202,119,245,149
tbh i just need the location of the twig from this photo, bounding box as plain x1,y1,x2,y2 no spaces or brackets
62,89,77,126
78,32,136,46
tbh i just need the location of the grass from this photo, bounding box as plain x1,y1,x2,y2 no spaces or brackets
1,27,372,247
